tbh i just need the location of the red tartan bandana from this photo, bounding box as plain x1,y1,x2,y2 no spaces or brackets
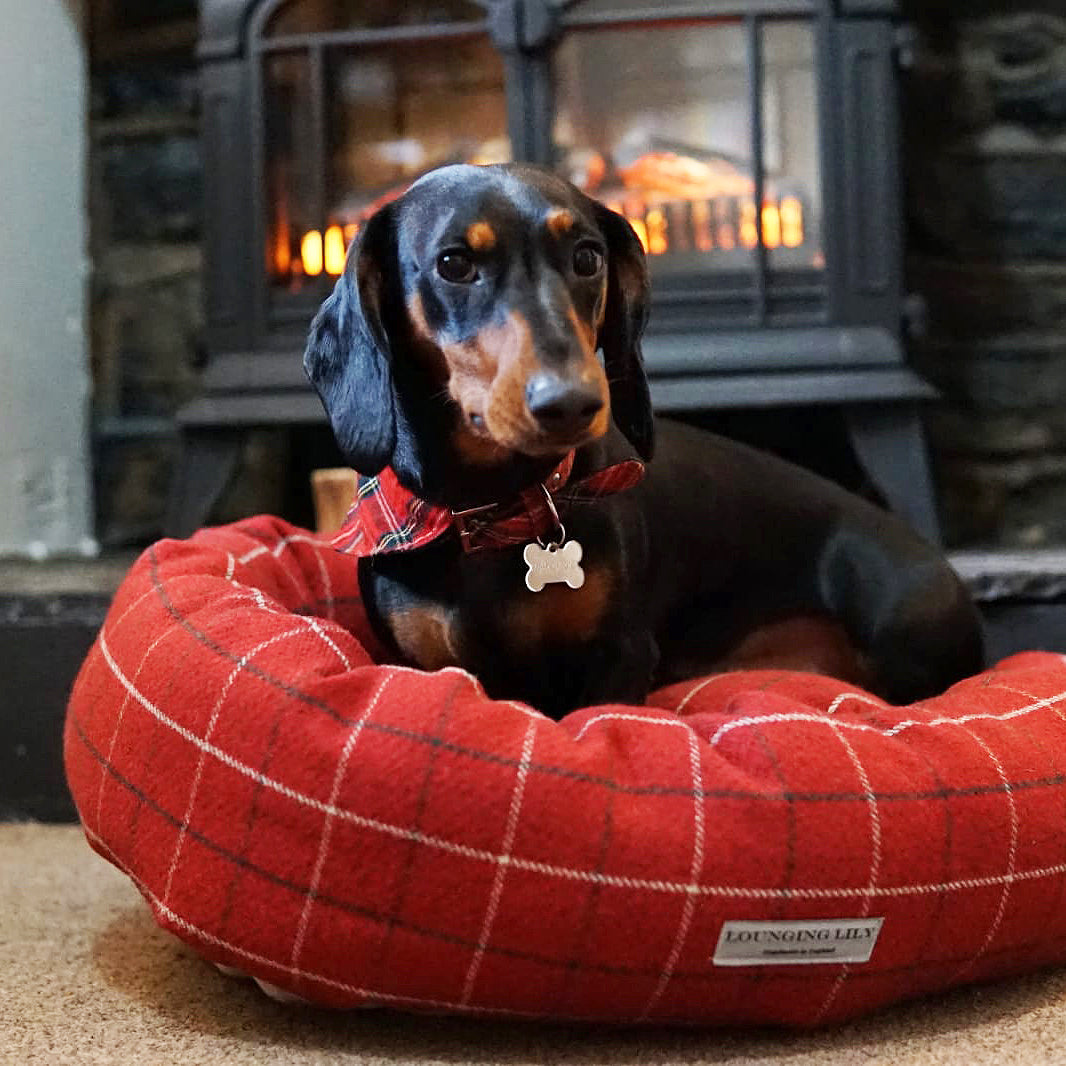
332,452,645,557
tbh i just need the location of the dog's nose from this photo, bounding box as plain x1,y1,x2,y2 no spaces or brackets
525,373,604,435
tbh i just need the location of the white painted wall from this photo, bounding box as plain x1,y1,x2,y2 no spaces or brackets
0,0,94,558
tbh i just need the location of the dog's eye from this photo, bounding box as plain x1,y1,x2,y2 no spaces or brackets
436,250,478,284
573,243,604,278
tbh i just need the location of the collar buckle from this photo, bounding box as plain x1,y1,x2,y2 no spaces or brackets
450,501,499,552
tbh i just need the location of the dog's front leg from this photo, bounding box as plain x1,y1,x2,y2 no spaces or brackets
568,626,661,714
472,625,658,719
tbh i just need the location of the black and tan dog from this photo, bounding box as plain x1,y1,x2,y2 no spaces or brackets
304,163,982,718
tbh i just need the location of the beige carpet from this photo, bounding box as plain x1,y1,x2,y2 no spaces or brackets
6,824,1066,1065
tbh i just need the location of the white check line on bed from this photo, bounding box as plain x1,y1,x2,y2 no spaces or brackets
289,670,396,973
294,615,352,671
461,719,538,1005
881,696,1066,736
639,725,706,1019
82,825,561,1022
161,625,310,908
220,562,352,671
574,712,695,742
94,622,182,834
230,535,333,607
235,534,316,566
505,699,548,722
945,723,1018,985
706,684,1066,750
826,691,889,715
303,537,335,621
986,681,1066,729
106,582,161,637
811,722,884,1025
675,675,721,713
95,631,1066,901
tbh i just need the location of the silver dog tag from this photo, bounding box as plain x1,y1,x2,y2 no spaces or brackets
523,539,585,592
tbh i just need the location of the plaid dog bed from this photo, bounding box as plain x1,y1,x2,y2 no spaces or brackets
65,515,1066,1026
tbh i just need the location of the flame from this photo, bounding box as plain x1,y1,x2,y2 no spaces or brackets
739,201,758,250
691,200,714,252
271,180,292,276
273,223,291,277
324,225,346,276
780,196,803,249
275,232,292,277
275,223,362,283
761,203,782,249
270,176,801,281
602,152,806,258
645,209,668,256
612,195,802,257
286,197,804,274
301,230,324,277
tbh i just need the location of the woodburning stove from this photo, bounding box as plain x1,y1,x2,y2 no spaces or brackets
174,0,940,536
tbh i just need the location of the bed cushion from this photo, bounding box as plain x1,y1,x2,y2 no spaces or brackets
65,515,1066,1026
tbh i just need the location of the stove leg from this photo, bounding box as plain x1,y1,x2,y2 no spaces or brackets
844,405,942,545
165,429,242,538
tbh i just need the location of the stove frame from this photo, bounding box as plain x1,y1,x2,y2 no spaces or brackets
172,0,940,538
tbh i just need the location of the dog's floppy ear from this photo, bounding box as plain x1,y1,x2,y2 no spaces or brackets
593,202,654,461
304,205,398,475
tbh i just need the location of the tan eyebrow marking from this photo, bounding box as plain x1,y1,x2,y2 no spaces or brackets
465,221,497,251
545,208,574,237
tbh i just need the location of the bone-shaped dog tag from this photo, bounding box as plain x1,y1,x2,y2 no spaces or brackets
523,539,585,592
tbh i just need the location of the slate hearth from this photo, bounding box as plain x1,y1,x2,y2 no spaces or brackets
0,558,133,821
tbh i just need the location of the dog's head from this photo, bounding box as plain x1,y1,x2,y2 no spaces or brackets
304,163,652,499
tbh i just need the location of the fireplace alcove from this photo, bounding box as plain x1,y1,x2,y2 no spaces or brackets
172,0,941,539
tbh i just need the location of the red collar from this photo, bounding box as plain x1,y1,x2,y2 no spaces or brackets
332,452,645,557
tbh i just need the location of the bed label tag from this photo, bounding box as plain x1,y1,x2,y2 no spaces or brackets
713,918,884,967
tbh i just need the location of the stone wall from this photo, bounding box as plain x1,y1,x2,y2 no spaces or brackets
904,8,1066,546
89,11,203,547
90,7,288,545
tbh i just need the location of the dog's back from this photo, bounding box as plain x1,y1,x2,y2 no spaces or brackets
635,418,983,703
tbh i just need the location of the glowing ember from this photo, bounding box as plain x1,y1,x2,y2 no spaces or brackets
761,203,782,249
273,151,807,282
691,200,713,252
611,193,804,257
739,201,758,249
645,208,668,256
271,193,292,276
324,225,346,276
780,196,803,249
300,230,324,277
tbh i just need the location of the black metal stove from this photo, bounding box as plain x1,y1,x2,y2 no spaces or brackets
173,0,939,537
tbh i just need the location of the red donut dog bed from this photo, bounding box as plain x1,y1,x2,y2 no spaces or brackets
65,515,1066,1027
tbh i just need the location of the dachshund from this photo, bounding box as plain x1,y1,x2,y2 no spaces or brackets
304,163,983,719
